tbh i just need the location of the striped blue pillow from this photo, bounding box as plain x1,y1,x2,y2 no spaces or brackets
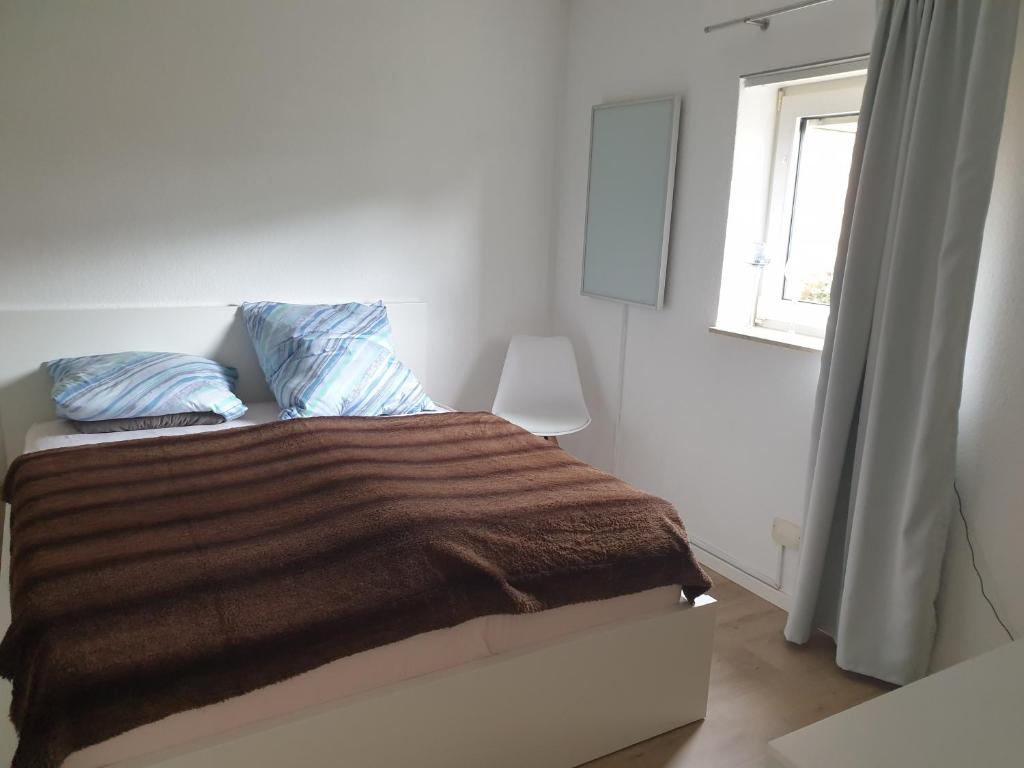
242,301,435,420
46,352,247,423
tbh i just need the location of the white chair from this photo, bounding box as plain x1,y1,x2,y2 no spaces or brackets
492,335,591,443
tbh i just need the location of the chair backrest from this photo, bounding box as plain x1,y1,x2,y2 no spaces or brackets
492,335,590,437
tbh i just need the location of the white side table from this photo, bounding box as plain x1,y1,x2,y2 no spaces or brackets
768,640,1024,768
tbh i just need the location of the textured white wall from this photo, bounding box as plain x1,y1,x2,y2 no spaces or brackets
551,0,875,594
0,0,568,410
2,0,1019,669
932,11,1024,671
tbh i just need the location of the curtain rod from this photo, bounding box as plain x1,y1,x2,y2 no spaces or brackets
704,0,834,33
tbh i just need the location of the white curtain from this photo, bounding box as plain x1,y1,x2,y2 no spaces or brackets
784,0,1020,685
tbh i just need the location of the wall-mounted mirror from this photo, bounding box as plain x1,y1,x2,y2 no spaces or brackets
581,96,681,309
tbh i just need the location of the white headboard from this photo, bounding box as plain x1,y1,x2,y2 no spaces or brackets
0,301,428,467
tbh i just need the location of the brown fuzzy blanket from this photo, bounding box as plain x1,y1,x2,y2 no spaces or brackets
0,412,710,768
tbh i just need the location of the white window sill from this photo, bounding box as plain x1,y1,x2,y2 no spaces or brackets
709,324,824,353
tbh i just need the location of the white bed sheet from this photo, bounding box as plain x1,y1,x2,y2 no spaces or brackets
23,401,457,453
26,401,282,453
19,411,685,768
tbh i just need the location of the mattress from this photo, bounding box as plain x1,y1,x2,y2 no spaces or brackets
23,401,453,453
14,410,687,768
27,401,295,453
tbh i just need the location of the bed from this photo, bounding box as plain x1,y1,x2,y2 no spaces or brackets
0,304,716,768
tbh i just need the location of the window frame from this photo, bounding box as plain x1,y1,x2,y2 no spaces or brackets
754,77,865,338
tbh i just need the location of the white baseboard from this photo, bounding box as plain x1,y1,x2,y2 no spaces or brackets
693,545,792,612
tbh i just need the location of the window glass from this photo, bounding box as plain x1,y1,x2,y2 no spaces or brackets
781,115,858,307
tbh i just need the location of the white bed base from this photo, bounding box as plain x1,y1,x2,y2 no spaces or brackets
0,304,717,768
114,595,716,768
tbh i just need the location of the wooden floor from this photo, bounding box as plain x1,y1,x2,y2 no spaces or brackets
585,569,892,768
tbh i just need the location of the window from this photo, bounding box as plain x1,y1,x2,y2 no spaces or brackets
715,61,867,345
756,79,862,336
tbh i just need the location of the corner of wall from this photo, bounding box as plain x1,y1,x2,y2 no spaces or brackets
932,10,1024,672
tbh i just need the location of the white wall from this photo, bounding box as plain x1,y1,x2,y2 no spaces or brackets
552,0,875,596
932,10,1024,671
553,0,1023,661
0,0,568,410
2,0,1019,667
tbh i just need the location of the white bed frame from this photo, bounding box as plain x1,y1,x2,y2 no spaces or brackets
0,305,716,768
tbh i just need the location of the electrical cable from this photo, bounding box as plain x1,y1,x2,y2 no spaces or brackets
954,481,1014,642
